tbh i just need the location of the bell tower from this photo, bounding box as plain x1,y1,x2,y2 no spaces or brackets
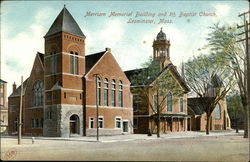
43,6,85,137
152,28,171,70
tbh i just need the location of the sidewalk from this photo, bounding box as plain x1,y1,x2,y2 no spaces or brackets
1,130,243,143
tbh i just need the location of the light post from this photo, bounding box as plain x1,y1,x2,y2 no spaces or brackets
94,74,99,141
18,76,23,145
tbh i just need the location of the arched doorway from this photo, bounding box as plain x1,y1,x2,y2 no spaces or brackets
69,114,80,134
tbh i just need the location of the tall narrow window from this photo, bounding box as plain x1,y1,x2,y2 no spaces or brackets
180,98,184,112
133,95,140,112
33,81,44,106
98,117,103,128
111,80,116,107
167,92,172,112
89,117,94,129
75,56,79,75
104,78,109,106
115,117,121,128
214,104,221,119
153,95,158,113
70,55,74,74
97,77,101,106
118,80,123,107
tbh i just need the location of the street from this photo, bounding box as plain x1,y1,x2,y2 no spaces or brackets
1,132,249,161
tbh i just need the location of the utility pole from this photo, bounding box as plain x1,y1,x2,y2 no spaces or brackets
18,76,23,145
94,74,99,141
237,3,250,138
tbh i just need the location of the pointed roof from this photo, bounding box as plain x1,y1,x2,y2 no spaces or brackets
44,6,85,38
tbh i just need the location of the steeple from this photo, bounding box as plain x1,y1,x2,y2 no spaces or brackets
152,28,171,70
44,6,85,38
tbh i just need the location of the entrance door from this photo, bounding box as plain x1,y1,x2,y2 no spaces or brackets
69,114,80,134
123,121,129,132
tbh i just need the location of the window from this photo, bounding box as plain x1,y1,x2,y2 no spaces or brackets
69,52,79,75
36,119,39,128
10,105,16,112
50,55,56,74
180,98,184,112
98,117,103,128
33,81,44,106
115,117,121,128
97,77,101,106
118,80,123,107
154,95,158,113
40,118,43,128
167,92,172,112
133,95,140,112
70,55,74,74
133,118,138,129
75,56,79,75
89,117,94,129
104,78,109,106
31,119,35,128
111,80,116,107
214,104,221,120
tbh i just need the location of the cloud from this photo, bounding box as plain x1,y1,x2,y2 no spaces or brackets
214,4,231,17
1,7,54,97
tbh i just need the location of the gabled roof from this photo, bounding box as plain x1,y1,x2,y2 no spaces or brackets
9,78,29,98
37,52,44,65
0,79,7,83
187,98,205,115
44,6,85,38
85,51,106,73
125,63,189,92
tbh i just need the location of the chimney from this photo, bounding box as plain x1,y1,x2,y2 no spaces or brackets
105,48,111,52
13,82,16,92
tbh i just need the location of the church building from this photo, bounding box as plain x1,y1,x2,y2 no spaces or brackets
8,6,133,137
125,29,191,134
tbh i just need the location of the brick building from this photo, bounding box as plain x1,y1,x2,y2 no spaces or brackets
8,7,133,137
188,98,231,131
0,79,8,133
125,29,190,134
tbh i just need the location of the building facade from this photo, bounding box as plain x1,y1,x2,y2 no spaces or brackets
125,29,190,134
188,98,231,131
0,79,8,133
8,7,133,137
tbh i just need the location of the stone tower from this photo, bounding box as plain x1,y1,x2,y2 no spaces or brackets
152,28,171,70
43,6,85,137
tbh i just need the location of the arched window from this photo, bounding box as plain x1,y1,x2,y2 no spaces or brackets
118,80,123,107
97,77,101,106
111,79,116,107
214,104,221,120
167,92,172,112
33,81,44,106
104,78,109,106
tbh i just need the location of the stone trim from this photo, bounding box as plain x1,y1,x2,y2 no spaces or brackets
86,105,132,110
44,52,85,59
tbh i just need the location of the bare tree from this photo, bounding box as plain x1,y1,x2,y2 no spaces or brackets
206,24,248,138
185,54,234,135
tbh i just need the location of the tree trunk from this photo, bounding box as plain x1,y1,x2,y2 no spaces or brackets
157,91,160,138
236,118,239,133
206,115,210,135
157,114,160,138
243,108,249,138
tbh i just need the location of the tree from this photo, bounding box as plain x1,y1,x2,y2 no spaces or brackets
130,57,185,138
206,24,248,138
185,54,234,135
227,93,243,133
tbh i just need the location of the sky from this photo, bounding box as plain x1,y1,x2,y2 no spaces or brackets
1,0,249,97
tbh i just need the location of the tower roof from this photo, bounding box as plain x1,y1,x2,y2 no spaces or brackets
44,6,85,38
156,28,166,40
